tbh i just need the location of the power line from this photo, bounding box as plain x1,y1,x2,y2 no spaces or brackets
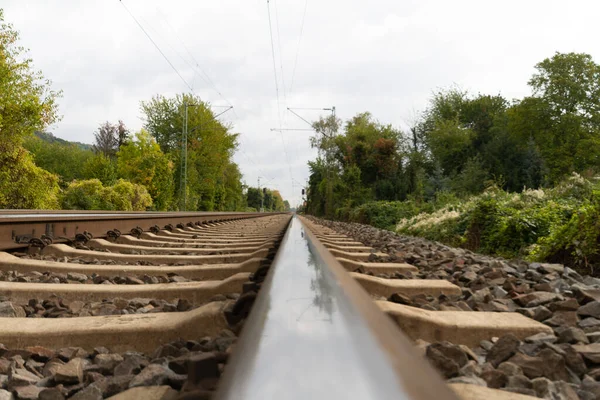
155,7,235,110
119,0,193,93
273,0,287,106
289,0,308,95
266,0,295,197
266,0,282,124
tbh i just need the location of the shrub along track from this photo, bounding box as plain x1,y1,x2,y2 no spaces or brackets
0,213,290,400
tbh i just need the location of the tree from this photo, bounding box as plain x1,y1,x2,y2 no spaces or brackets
529,52,600,125
508,52,600,183
116,120,130,148
82,154,117,185
93,122,119,157
246,187,262,211
24,134,93,184
0,9,61,209
216,162,245,211
140,93,240,211
117,130,174,211
140,95,180,153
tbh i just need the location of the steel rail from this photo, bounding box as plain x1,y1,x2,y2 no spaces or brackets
0,211,285,251
215,215,459,400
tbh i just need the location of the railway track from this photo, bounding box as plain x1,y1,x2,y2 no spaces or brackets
0,212,587,399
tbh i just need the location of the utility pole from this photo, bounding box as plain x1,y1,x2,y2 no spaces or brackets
258,177,264,212
180,103,189,211
180,102,233,211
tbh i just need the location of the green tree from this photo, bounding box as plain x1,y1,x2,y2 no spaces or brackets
82,154,117,185
246,187,263,210
140,93,240,211
117,129,174,211
216,162,245,211
0,9,61,209
23,134,93,184
509,52,600,182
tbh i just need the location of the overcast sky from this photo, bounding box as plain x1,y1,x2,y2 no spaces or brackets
3,0,597,207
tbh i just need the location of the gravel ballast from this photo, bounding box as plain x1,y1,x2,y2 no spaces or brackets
306,215,600,399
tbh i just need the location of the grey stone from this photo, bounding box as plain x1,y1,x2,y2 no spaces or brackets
0,303,17,318
573,343,600,363
8,368,40,388
38,388,66,400
12,385,42,400
531,377,555,398
42,358,64,378
95,375,133,398
537,263,565,274
506,374,532,389
502,387,537,396
54,358,84,384
524,332,557,344
492,286,508,299
578,301,600,318
544,311,578,327
70,385,103,400
579,317,600,328
113,357,142,376
67,272,88,282
104,386,178,400
559,327,590,344
486,334,520,367
93,354,124,374
508,349,569,381
128,364,183,388
458,360,481,377
480,369,507,389
0,389,12,400
582,378,600,398
514,291,563,307
446,376,487,386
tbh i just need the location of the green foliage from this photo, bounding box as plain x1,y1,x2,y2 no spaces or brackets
82,154,117,185
105,179,153,211
140,93,241,211
62,179,152,211
245,187,285,211
23,134,93,184
0,9,61,209
393,174,599,270
0,147,60,209
345,201,427,230
117,130,174,211
33,131,92,150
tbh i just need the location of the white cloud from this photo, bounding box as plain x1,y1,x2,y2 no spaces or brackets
3,0,600,207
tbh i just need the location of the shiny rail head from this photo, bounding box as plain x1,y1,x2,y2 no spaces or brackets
214,215,459,400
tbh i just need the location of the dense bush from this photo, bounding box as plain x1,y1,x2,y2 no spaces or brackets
62,179,152,211
341,201,427,230
388,174,600,274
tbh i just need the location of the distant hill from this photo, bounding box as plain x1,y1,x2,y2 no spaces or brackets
34,131,93,151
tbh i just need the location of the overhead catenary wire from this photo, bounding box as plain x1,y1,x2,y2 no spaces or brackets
289,0,308,95
266,0,295,198
273,0,288,106
119,0,194,93
155,7,236,110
